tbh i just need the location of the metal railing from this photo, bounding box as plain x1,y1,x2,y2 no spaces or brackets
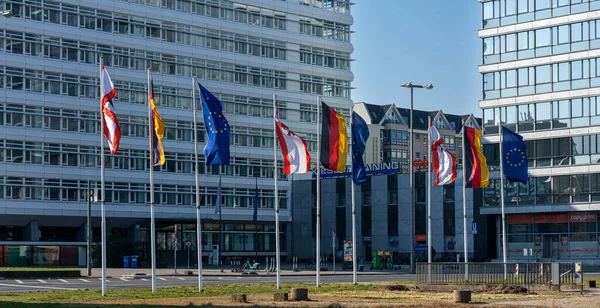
416,262,576,285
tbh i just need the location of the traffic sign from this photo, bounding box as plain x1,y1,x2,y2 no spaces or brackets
472,221,478,231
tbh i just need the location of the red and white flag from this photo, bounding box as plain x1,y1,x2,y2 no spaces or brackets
275,117,311,174
100,64,122,154
429,121,456,186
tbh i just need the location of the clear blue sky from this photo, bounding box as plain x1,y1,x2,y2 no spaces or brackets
351,1,482,116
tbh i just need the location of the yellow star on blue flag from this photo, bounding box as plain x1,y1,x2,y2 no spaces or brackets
198,82,230,165
502,126,528,183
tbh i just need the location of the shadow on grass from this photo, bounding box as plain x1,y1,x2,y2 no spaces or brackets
0,303,286,308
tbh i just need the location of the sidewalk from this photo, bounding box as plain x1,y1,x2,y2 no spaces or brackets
82,264,410,278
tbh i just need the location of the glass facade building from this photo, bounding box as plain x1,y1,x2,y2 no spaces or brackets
0,0,354,267
480,0,600,260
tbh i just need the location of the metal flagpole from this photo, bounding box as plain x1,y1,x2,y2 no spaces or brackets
462,120,468,281
316,96,321,287
191,77,203,292
350,106,357,285
409,87,415,274
498,111,507,280
273,94,281,289
427,116,432,283
254,177,258,262
148,69,157,293
99,56,107,296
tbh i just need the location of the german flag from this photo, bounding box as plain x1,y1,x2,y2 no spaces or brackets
148,73,165,166
463,126,488,188
320,102,348,172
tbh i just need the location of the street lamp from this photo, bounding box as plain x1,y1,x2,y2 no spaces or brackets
400,82,433,274
0,10,13,18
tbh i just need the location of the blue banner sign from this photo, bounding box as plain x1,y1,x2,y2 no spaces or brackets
312,162,401,179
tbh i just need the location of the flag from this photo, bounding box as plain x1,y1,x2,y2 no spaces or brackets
502,126,528,183
149,73,165,166
320,102,348,172
429,121,456,186
215,176,222,214
463,126,489,188
252,183,258,222
198,82,230,165
275,115,311,174
351,111,369,185
100,63,121,154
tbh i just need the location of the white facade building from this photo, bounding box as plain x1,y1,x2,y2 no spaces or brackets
0,0,353,267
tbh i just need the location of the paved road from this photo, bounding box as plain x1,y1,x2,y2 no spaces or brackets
0,273,416,293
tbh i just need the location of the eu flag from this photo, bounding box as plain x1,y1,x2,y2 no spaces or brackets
502,126,528,183
198,82,230,165
351,111,370,185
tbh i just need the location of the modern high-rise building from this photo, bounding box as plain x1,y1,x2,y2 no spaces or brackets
479,0,600,261
0,0,354,267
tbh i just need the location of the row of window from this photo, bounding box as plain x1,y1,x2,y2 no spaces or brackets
2,2,352,72
0,177,287,209
1,36,288,92
0,66,289,113
7,0,287,33
299,45,351,70
484,173,600,207
483,58,600,99
483,19,600,64
382,130,409,146
482,0,600,29
484,134,600,168
298,0,351,14
5,0,352,42
0,105,296,149
299,17,350,42
0,138,297,180
482,96,600,134
299,74,351,98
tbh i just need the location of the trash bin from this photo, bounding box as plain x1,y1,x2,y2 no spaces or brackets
131,255,138,269
123,256,131,268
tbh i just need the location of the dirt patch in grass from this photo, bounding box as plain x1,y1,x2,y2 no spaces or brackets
383,285,410,292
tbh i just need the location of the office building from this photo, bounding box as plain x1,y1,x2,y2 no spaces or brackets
0,0,354,267
479,0,600,261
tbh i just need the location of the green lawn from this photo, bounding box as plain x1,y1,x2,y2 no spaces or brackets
0,283,382,302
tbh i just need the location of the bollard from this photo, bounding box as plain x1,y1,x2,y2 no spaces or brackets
453,290,471,303
290,288,309,301
589,280,596,288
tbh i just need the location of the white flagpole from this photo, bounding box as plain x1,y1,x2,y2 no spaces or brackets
147,69,157,293
498,111,507,279
273,94,281,289
350,106,357,285
316,96,321,287
99,56,107,296
462,121,468,281
427,116,432,283
192,77,203,291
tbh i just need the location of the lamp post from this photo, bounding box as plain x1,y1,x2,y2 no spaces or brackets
400,82,433,274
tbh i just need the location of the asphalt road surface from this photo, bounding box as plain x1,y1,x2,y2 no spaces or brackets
0,273,416,293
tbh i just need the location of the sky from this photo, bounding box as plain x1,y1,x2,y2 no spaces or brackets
351,1,482,116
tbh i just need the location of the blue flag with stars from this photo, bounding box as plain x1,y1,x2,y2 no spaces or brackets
198,82,230,165
351,111,370,185
502,126,528,183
